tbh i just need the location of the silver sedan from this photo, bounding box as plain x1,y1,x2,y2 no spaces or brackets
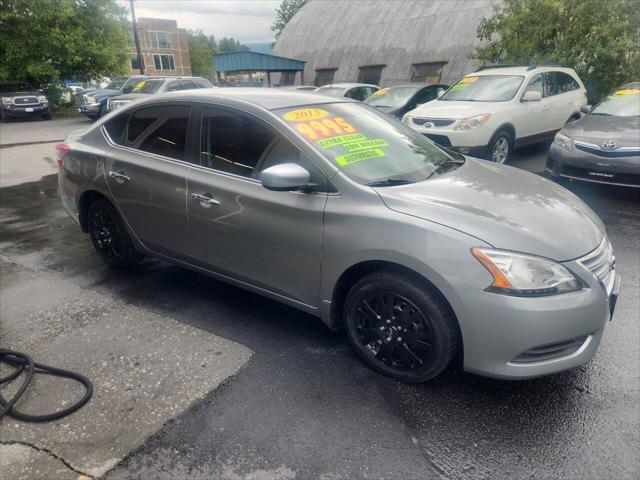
57,89,619,382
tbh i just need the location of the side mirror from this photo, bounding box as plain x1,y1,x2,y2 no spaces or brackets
580,105,592,114
122,85,133,94
260,163,311,191
521,91,542,102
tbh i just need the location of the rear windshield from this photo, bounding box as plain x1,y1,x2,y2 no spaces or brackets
275,103,462,186
0,82,35,92
591,88,640,117
440,75,524,102
316,87,344,97
132,80,164,94
364,87,420,108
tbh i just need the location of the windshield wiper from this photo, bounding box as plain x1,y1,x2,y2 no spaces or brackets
367,179,414,187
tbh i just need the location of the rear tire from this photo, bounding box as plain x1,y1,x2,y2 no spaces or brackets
486,129,513,164
87,199,143,268
343,271,457,383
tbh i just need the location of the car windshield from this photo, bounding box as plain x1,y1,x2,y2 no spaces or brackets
275,103,463,185
0,82,35,92
364,86,421,108
316,87,345,97
132,79,164,94
440,75,524,102
591,88,640,117
106,78,127,90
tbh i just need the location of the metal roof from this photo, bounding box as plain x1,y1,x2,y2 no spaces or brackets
213,51,306,73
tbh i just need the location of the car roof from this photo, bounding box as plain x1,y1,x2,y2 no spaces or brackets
318,83,379,89
471,66,578,77
127,88,357,110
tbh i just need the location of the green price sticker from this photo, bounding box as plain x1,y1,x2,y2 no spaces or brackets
317,133,366,149
343,138,389,152
335,148,386,167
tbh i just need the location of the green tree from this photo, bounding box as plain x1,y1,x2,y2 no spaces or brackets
475,0,640,102
217,37,249,53
271,0,307,40
187,29,214,78
0,0,129,85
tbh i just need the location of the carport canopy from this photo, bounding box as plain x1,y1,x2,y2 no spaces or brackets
213,51,306,86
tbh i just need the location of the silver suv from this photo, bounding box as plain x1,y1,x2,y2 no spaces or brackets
58,89,619,383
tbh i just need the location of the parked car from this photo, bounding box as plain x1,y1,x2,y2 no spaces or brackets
403,66,587,163
315,83,379,101
106,77,214,112
364,83,449,119
546,83,640,187
76,76,157,120
58,89,618,383
0,81,50,121
278,85,317,91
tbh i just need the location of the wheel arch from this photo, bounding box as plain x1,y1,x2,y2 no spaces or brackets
330,260,464,365
493,123,516,142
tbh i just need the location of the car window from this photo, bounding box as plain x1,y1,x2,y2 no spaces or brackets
166,81,182,92
345,87,371,101
414,87,438,105
137,106,190,160
103,113,130,144
525,74,544,97
545,72,580,96
127,109,158,144
179,80,198,90
200,107,275,177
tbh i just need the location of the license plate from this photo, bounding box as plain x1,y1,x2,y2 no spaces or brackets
25,107,34,112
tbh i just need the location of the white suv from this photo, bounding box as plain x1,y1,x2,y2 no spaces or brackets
402,66,587,163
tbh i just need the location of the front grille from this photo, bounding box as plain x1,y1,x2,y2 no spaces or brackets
578,236,615,293
422,133,452,147
12,96,38,105
412,117,455,127
575,143,640,159
512,336,588,363
562,165,640,186
74,93,85,107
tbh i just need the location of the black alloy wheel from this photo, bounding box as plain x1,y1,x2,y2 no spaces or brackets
344,271,457,383
87,199,142,268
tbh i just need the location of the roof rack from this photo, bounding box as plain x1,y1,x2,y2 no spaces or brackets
477,64,520,71
526,64,566,70
477,64,567,72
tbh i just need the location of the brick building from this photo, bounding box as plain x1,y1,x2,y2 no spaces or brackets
129,18,192,76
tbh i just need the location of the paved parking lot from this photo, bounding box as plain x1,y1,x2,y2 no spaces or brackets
1,117,638,479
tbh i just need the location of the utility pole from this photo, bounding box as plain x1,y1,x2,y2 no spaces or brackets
130,0,144,74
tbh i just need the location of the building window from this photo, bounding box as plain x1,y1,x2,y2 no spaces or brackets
154,54,175,71
357,65,385,85
314,68,337,87
149,31,172,49
410,62,447,83
280,71,296,86
130,54,144,71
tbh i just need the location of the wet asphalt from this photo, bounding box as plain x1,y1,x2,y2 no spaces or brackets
1,137,638,479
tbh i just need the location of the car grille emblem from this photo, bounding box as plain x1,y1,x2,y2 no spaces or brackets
601,140,617,150
424,122,434,128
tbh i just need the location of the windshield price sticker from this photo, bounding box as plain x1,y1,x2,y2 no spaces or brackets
613,89,639,96
343,138,389,152
133,81,146,91
371,87,389,97
450,76,478,92
317,133,366,149
335,148,386,167
283,108,330,122
293,116,358,141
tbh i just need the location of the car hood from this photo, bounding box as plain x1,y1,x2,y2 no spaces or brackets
374,105,402,117
83,89,119,98
110,93,149,102
564,114,640,147
409,100,499,119
374,158,604,261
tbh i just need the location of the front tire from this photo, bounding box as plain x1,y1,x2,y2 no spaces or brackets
344,271,457,383
487,129,513,164
87,199,143,268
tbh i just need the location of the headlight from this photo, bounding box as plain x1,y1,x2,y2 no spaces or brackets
37,95,47,103
472,248,581,296
454,113,491,131
85,95,97,104
1,97,12,105
554,131,573,152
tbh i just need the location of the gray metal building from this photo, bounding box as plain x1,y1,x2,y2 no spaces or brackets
272,0,497,87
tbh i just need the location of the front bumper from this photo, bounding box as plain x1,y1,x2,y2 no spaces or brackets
407,119,493,154
547,143,640,187
449,257,618,380
2,104,49,117
79,104,100,114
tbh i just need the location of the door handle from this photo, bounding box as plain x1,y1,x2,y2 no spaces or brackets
191,192,220,207
108,171,130,184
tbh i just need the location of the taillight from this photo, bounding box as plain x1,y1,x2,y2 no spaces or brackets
584,90,588,98
55,143,71,167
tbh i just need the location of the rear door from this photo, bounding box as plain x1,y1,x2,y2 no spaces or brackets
103,104,193,258
186,105,329,306
544,71,584,127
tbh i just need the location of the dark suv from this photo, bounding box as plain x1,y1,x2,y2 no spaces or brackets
75,76,160,120
0,81,50,121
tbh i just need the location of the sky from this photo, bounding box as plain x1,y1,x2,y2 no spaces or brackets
119,0,281,43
